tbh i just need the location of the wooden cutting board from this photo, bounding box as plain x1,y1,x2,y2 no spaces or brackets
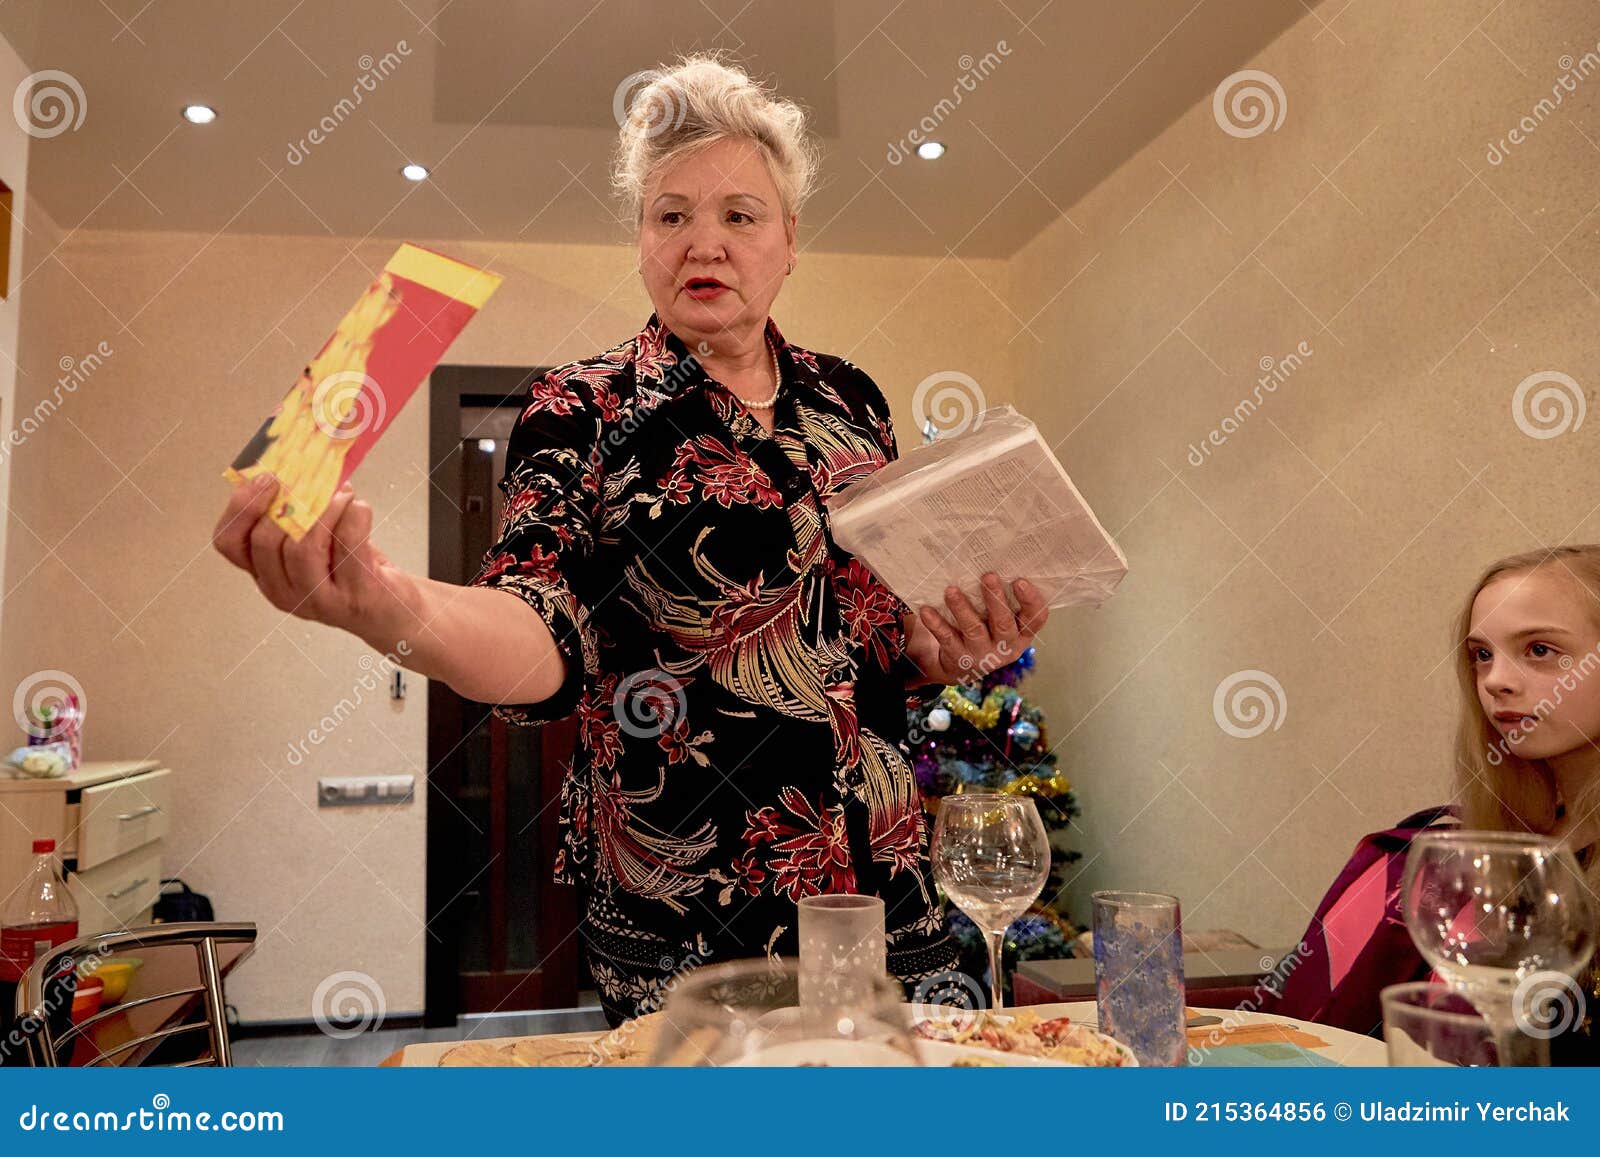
433,1013,665,1068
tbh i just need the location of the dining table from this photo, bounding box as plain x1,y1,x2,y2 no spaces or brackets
378,999,1389,1067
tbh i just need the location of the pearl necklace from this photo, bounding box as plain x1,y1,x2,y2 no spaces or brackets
740,336,783,410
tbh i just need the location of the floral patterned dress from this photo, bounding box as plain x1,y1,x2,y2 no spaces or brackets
469,312,957,1024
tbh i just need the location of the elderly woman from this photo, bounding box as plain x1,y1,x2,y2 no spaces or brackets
214,54,1049,1026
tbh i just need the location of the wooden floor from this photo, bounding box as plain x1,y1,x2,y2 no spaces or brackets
230,996,609,1067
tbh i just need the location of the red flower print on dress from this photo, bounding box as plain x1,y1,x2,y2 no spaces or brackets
871,798,924,879
576,675,624,771
701,455,781,509
662,435,780,509
503,484,548,524
833,559,901,670
591,379,623,423
741,786,858,901
630,321,677,386
824,683,863,772
743,805,782,847
731,852,766,897
657,714,713,767
516,544,561,585
787,346,820,375
479,549,558,585
658,469,695,507
521,376,584,419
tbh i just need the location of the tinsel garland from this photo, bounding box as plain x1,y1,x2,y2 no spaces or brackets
938,684,1010,730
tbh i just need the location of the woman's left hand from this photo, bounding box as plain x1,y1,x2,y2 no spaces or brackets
902,573,1049,686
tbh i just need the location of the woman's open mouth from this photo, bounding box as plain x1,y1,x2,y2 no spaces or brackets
683,277,730,300
1493,711,1538,732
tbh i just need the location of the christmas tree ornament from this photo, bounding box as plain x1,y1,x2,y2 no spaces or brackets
1008,718,1041,750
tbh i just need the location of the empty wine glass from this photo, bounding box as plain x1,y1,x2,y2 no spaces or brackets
930,793,1051,1011
1401,830,1596,1065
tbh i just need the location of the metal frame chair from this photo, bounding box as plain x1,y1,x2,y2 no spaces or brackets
15,922,256,1067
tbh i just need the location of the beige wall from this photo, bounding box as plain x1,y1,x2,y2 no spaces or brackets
8,0,1599,1020
0,226,1010,1021
1009,0,1600,945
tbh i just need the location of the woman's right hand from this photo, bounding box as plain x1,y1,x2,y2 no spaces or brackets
212,474,418,645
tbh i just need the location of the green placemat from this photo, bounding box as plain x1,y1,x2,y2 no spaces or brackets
1191,1041,1342,1067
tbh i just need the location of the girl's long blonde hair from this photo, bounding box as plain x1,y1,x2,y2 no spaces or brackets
1453,546,1600,838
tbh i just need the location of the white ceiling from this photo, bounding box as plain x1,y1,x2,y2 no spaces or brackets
0,0,1312,256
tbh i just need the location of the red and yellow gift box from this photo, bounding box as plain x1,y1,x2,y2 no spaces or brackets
226,242,502,539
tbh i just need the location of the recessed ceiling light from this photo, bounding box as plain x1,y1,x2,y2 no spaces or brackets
182,105,217,125
401,163,429,182
917,141,945,160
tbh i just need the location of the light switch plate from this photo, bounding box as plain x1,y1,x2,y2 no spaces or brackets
317,775,415,807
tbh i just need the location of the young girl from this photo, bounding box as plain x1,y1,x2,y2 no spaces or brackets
1457,546,1600,855
1263,546,1600,1061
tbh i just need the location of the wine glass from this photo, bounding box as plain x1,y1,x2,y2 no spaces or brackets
930,793,1051,1011
1401,830,1596,1065
648,958,921,1066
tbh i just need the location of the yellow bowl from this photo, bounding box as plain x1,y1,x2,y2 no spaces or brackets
88,957,142,1004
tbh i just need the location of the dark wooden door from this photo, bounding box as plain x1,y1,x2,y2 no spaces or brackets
424,371,580,1024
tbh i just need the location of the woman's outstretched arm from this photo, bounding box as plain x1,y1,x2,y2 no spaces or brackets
212,473,566,708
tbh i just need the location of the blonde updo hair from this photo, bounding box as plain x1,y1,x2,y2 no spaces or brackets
611,53,819,229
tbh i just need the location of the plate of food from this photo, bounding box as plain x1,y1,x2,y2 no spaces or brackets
911,1010,1136,1067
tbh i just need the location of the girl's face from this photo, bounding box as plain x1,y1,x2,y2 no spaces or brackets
1468,567,1600,762
636,137,796,354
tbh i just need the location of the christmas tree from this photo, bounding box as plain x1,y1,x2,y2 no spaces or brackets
909,648,1084,996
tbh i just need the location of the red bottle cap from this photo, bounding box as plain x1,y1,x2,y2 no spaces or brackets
32,838,55,854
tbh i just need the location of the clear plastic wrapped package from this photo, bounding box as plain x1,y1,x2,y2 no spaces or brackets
826,405,1128,612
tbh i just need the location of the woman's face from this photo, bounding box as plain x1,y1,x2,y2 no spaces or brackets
636,136,797,355
1468,566,1600,762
